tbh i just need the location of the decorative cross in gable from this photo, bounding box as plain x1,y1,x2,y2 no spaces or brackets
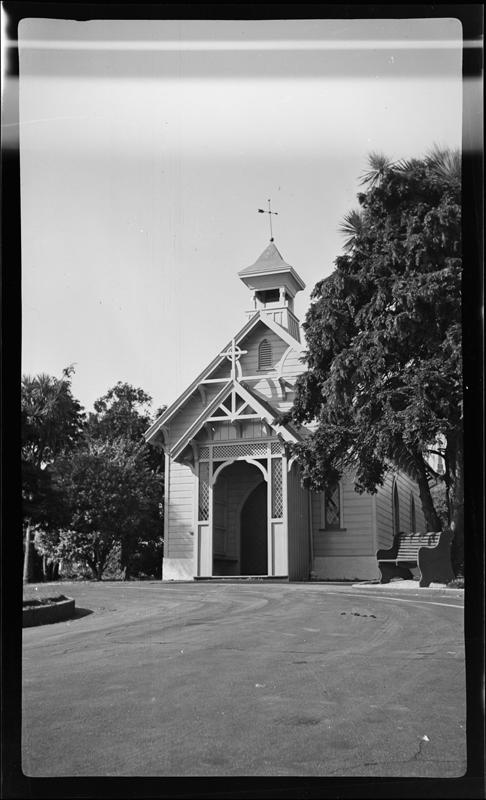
219,338,248,380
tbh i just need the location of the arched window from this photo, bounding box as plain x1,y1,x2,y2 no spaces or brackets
258,339,272,370
321,483,341,530
392,481,400,536
410,493,416,533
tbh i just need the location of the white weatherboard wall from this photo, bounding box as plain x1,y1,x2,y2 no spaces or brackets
311,475,379,581
162,460,195,581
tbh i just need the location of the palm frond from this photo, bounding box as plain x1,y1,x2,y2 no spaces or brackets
338,209,364,252
426,144,461,183
359,152,393,187
394,157,421,175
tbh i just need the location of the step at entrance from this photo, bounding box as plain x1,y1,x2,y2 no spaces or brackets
194,575,289,583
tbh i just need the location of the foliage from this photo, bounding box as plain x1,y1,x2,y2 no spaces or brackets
39,438,164,580
290,147,463,571
22,366,85,528
36,383,165,581
88,382,153,442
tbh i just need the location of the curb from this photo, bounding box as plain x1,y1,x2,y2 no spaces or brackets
351,581,464,595
23,597,76,627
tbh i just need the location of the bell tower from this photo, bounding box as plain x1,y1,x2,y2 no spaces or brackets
238,241,305,341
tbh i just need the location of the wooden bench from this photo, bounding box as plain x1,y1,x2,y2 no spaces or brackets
376,530,454,587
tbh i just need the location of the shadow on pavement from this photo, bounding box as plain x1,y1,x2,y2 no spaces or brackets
71,607,93,620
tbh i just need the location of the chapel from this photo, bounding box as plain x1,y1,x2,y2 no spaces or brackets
145,240,425,581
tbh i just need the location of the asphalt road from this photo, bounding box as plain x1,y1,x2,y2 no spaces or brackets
22,581,466,777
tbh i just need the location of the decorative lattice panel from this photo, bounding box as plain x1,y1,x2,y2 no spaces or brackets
198,461,210,521
271,458,283,518
325,484,340,528
271,441,283,455
199,446,210,460
212,442,269,460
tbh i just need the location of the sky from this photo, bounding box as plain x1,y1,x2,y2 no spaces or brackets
14,16,464,415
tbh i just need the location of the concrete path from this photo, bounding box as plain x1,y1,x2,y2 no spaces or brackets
22,581,466,777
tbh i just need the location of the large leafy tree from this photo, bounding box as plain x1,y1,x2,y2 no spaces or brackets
290,147,463,572
37,383,165,580
21,366,85,580
86,382,165,575
88,382,153,443
37,438,163,581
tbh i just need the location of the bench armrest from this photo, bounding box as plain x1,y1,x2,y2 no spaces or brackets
377,533,400,560
417,529,454,554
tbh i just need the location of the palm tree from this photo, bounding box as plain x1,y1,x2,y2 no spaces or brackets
338,209,364,253
426,144,461,185
359,152,394,188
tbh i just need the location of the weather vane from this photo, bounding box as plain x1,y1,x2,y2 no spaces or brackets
258,199,278,242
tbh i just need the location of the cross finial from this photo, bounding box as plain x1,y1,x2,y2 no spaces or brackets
219,338,248,380
258,198,278,242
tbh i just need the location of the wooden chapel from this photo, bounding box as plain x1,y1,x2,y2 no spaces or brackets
145,240,425,581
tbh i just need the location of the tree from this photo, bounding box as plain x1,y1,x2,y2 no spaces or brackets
42,438,164,581
37,383,164,580
88,382,153,443
86,382,165,576
289,147,463,573
21,366,85,580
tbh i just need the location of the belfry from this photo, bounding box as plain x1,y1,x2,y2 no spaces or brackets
145,239,425,581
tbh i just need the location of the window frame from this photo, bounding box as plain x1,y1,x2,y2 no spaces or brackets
320,482,345,531
258,338,272,370
410,492,417,533
392,479,400,536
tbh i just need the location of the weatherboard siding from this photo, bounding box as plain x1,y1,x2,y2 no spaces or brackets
280,348,305,378
311,476,374,558
238,324,290,376
166,385,222,449
167,461,195,560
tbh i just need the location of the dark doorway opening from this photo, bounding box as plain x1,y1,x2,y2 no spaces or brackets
240,481,268,575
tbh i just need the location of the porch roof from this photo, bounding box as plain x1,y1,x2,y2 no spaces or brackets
170,379,302,460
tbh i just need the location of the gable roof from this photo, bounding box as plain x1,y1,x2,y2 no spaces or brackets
170,378,302,459
238,241,305,290
144,309,304,443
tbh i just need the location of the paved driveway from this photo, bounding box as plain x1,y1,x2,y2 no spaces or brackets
22,581,466,777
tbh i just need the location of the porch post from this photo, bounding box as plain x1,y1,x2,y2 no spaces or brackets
197,457,212,576
267,443,273,575
282,448,288,573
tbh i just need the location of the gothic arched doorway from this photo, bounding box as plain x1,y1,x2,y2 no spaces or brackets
212,460,267,576
240,481,268,575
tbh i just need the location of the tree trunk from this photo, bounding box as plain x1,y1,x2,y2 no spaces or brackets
448,435,464,576
23,522,34,583
120,540,131,581
415,455,443,532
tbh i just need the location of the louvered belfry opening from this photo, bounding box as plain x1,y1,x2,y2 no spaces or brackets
258,338,272,369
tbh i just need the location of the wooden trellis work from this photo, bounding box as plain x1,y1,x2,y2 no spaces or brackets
271,457,283,518
198,461,210,521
